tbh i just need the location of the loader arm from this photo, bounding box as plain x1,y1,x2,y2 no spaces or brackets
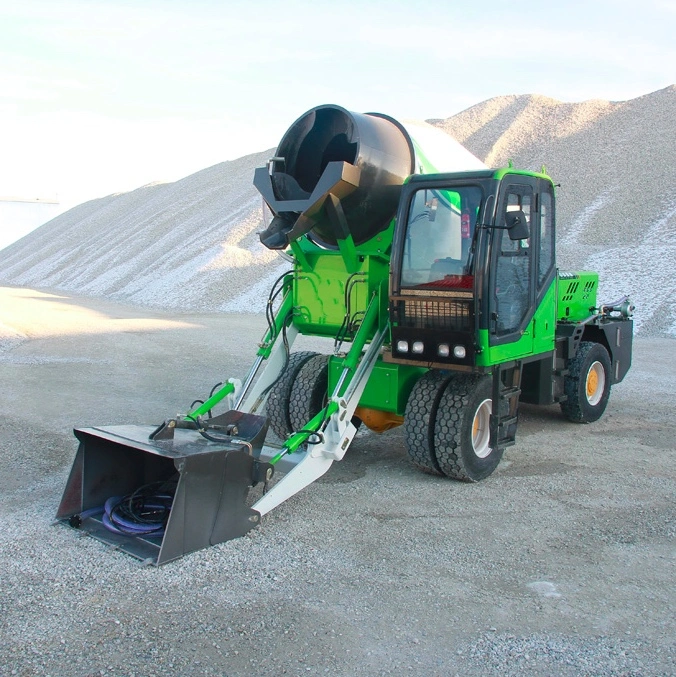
253,294,388,516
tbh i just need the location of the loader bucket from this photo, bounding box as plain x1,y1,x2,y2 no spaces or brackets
56,413,272,565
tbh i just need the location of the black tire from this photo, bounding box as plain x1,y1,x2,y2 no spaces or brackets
289,354,330,432
403,370,454,475
266,351,318,439
434,374,503,482
560,341,611,423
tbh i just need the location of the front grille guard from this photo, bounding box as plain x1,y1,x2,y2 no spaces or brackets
392,296,474,332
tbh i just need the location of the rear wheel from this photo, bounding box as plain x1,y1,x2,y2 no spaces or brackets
434,375,503,482
266,351,318,439
289,354,330,431
403,370,453,475
560,341,611,423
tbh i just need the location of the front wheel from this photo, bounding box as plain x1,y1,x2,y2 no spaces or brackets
288,354,329,431
403,370,454,475
560,341,612,423
266,351,318,439
434,375,503,482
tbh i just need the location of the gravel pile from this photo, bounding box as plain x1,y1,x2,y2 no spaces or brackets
0,87,674,335
433,86,676,335
0,150,284,313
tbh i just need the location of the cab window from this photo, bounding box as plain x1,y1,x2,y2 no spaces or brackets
401,185,482,290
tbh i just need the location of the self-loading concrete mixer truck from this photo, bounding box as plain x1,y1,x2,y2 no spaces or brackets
57,105,634,564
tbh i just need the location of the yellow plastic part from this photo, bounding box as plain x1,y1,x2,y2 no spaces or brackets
354,406,404,433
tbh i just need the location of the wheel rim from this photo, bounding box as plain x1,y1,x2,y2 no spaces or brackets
471,398,492,458
585,361,606,406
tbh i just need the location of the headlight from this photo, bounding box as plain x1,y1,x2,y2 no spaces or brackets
438,343,450,357
453,345,467,359
412,341,425,354
396,340,409,353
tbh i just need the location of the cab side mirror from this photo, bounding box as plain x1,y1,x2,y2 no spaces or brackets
506,210,530,240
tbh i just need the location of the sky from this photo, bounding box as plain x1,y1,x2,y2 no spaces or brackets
1,0,674,221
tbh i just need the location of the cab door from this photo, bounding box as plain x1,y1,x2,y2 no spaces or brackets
488,178,537,354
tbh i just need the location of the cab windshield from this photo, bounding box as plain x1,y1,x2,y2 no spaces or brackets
400,185,482,290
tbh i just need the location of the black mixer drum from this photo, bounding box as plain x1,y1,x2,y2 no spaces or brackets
255,104,415,249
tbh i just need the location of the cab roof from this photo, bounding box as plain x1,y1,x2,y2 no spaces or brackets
407,167,553,184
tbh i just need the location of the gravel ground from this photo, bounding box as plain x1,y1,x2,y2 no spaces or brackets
0,287,674,677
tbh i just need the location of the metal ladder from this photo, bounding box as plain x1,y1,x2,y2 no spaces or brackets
490,361,523,451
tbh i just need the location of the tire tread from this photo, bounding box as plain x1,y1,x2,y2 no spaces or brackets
404,370,453,475
289,354,330,431
266,351,318,439
435,374,503,482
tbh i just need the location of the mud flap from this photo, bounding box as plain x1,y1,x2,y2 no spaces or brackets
56,412,272,565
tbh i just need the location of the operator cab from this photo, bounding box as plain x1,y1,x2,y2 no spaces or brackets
388,169,557,371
